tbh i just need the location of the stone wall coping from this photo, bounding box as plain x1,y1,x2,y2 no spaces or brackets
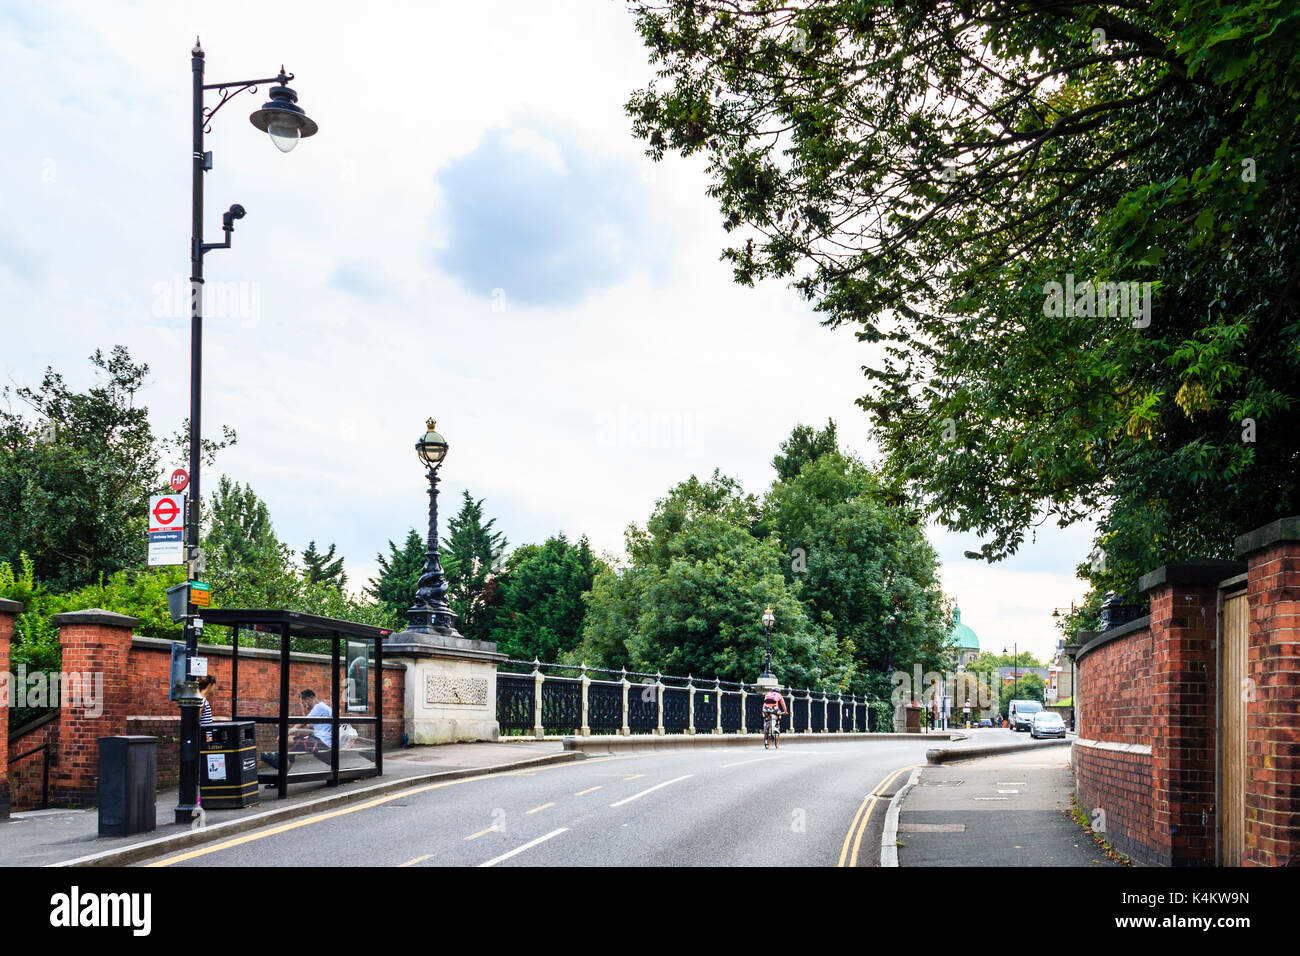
131,635,405,669
1138,560,1248,594
383,629,506,663
1234,515,1300,557
50,608,140,628
1073,736,1153,756
1073,615,1150,664
0,597,23,614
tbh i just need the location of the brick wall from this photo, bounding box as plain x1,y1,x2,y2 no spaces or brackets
1072,616,1157,864
1073,742,1153,864
0,598,18,818
1237,523,1300,866
9,614,406,807
6,714,57,811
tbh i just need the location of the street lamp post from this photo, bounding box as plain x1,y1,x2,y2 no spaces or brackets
175,38,318,825
756,605,777,689
407,420,462,636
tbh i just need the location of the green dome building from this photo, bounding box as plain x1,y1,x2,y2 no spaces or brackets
948,607,981,669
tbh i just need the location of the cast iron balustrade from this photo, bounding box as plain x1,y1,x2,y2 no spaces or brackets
541,675,582,735
587,680,623,734
496,672,535,732
629,680,658,733
693,685,718,731
497,659,883,739
792,695,809,732
720,690,743,732
662,687,690,732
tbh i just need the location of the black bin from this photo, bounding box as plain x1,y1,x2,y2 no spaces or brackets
98,736,157,837
200,721,260,809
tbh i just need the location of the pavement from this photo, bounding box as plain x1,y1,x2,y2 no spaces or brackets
892,742,1124,867
0,740,570,867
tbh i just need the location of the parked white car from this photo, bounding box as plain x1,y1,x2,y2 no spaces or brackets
1030,711,1067,739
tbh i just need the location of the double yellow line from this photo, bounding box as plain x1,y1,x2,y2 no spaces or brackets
837,764,916,867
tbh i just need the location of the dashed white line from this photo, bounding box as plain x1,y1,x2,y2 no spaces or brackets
608,775,694,808
720,756,785,768
477,828,569,867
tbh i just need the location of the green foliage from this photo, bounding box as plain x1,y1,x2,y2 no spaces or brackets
626,0,1300,599
771,418,839,483
761,440,952,695
367,529,425,623
1000,673,1047,714
0,347,157,590
302,540,347,590
442,490,508,641
577,471,843,687
490,534,605,662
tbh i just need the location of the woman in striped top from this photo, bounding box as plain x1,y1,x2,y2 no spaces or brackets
197,675,218,726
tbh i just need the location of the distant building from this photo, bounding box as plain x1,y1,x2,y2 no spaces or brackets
948,607,980,669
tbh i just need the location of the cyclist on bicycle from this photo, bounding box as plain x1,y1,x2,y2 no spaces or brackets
761,688,788,748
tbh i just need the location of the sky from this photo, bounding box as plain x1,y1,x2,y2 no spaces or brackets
0,0,1094,663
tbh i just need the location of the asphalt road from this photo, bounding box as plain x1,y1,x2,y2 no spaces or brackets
140,738,936,867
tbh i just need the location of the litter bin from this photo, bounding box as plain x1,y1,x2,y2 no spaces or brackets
98,736,157,836
200,721,260,809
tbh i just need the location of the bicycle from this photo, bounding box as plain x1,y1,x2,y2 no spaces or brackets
762,707,783,750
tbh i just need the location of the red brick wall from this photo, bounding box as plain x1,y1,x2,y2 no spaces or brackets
7,715,58,811
1243,541,1300,866
0,602,15,817
1073,743,1153,864
52,612,135,805
1077,623,1152,746
23,614,405,807
1074,620,1158,864
1148,583,1219,866
124,639,405,754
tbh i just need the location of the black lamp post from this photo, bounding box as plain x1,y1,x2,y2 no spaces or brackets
757,605,776,688
175,38,318,825
407,420,461,636
1003,643,1018,698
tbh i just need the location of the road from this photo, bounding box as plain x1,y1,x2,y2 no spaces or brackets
140,738,937,867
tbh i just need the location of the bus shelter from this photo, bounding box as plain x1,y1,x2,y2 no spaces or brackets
201,609,390,799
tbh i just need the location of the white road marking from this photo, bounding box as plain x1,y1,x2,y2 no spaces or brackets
997,789,1020,794
478,828,569,867
608,775,695,808
720,756,785,768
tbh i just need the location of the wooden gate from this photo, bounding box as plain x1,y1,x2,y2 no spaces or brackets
1220,591,1249,865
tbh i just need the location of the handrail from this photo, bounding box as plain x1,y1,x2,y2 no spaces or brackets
10,742,51,810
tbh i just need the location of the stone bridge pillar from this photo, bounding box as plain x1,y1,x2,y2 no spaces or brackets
384,630,505,745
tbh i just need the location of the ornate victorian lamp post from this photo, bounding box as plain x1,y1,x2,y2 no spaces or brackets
384,419,503,744
175,39,318,825
407,419,462,636
756,605,777,689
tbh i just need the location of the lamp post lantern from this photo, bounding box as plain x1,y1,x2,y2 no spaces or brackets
175,38,318,825
756,605,777,689
407,419,461,636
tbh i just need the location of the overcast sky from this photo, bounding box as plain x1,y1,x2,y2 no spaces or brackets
0,0,1093,663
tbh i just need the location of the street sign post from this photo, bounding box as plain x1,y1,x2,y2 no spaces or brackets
148,494,187,566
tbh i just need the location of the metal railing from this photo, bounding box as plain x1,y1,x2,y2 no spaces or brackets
496,660,886,738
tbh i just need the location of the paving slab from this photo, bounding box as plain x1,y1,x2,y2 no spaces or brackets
895,747,1122,867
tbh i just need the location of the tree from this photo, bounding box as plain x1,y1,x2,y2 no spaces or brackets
771,418,838,483
302,540,347,590
442,491,508,640
761,435,952,696
1000,673,1046,715
626,1,1300,600
489,534,605,662
577,471,842,686
202,477,300,610
0,347,157,590
367,529,425,624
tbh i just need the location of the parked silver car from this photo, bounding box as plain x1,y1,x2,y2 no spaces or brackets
1030,711,1067,739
